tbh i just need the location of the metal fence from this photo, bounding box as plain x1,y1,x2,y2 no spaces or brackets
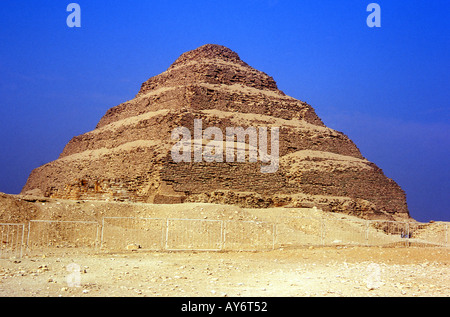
100,217,275,251
165,218,223,251
223,220,276,251
101,217,166,251
0,215,448,258
402,221,448,247
273,215,324,248
100,216,449,251
26,220,100,251
0,223,25,259
275,217,449,248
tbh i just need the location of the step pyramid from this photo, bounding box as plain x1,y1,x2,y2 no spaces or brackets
22,44,409,220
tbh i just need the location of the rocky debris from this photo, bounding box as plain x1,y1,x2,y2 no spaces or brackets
1,248,449,297
0,192,38,223
126,244,141,251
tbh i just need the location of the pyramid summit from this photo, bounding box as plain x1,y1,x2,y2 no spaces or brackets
137,43,280,98
171,44,247,66
99,44,322,129
22,44,409,220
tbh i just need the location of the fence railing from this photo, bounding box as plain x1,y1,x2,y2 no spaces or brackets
100,217,275,251
165,218,224,251
27,220,100,250
98,216,448,251
0,223,25,259
101,217,166,251
1,215,448,258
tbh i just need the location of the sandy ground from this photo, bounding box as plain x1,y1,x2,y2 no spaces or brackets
1,198,448,299
0,247,448,298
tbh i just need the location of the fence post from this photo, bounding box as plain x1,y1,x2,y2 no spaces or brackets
160,220,165,250
165,219,170,250
220,220,224,251
365,220,369,246
20,224,25,258
321,216,325,246
223,220,227,251
446,223,448,247
272,223,276,250
26,222,32,251
100,218,105,249
406,222,410,247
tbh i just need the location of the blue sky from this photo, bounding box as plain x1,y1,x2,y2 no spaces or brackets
0,1,448,221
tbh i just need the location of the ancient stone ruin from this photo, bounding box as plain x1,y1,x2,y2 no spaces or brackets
22,44,409,220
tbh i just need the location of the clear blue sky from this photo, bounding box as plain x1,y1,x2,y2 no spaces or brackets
0,1,448,221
